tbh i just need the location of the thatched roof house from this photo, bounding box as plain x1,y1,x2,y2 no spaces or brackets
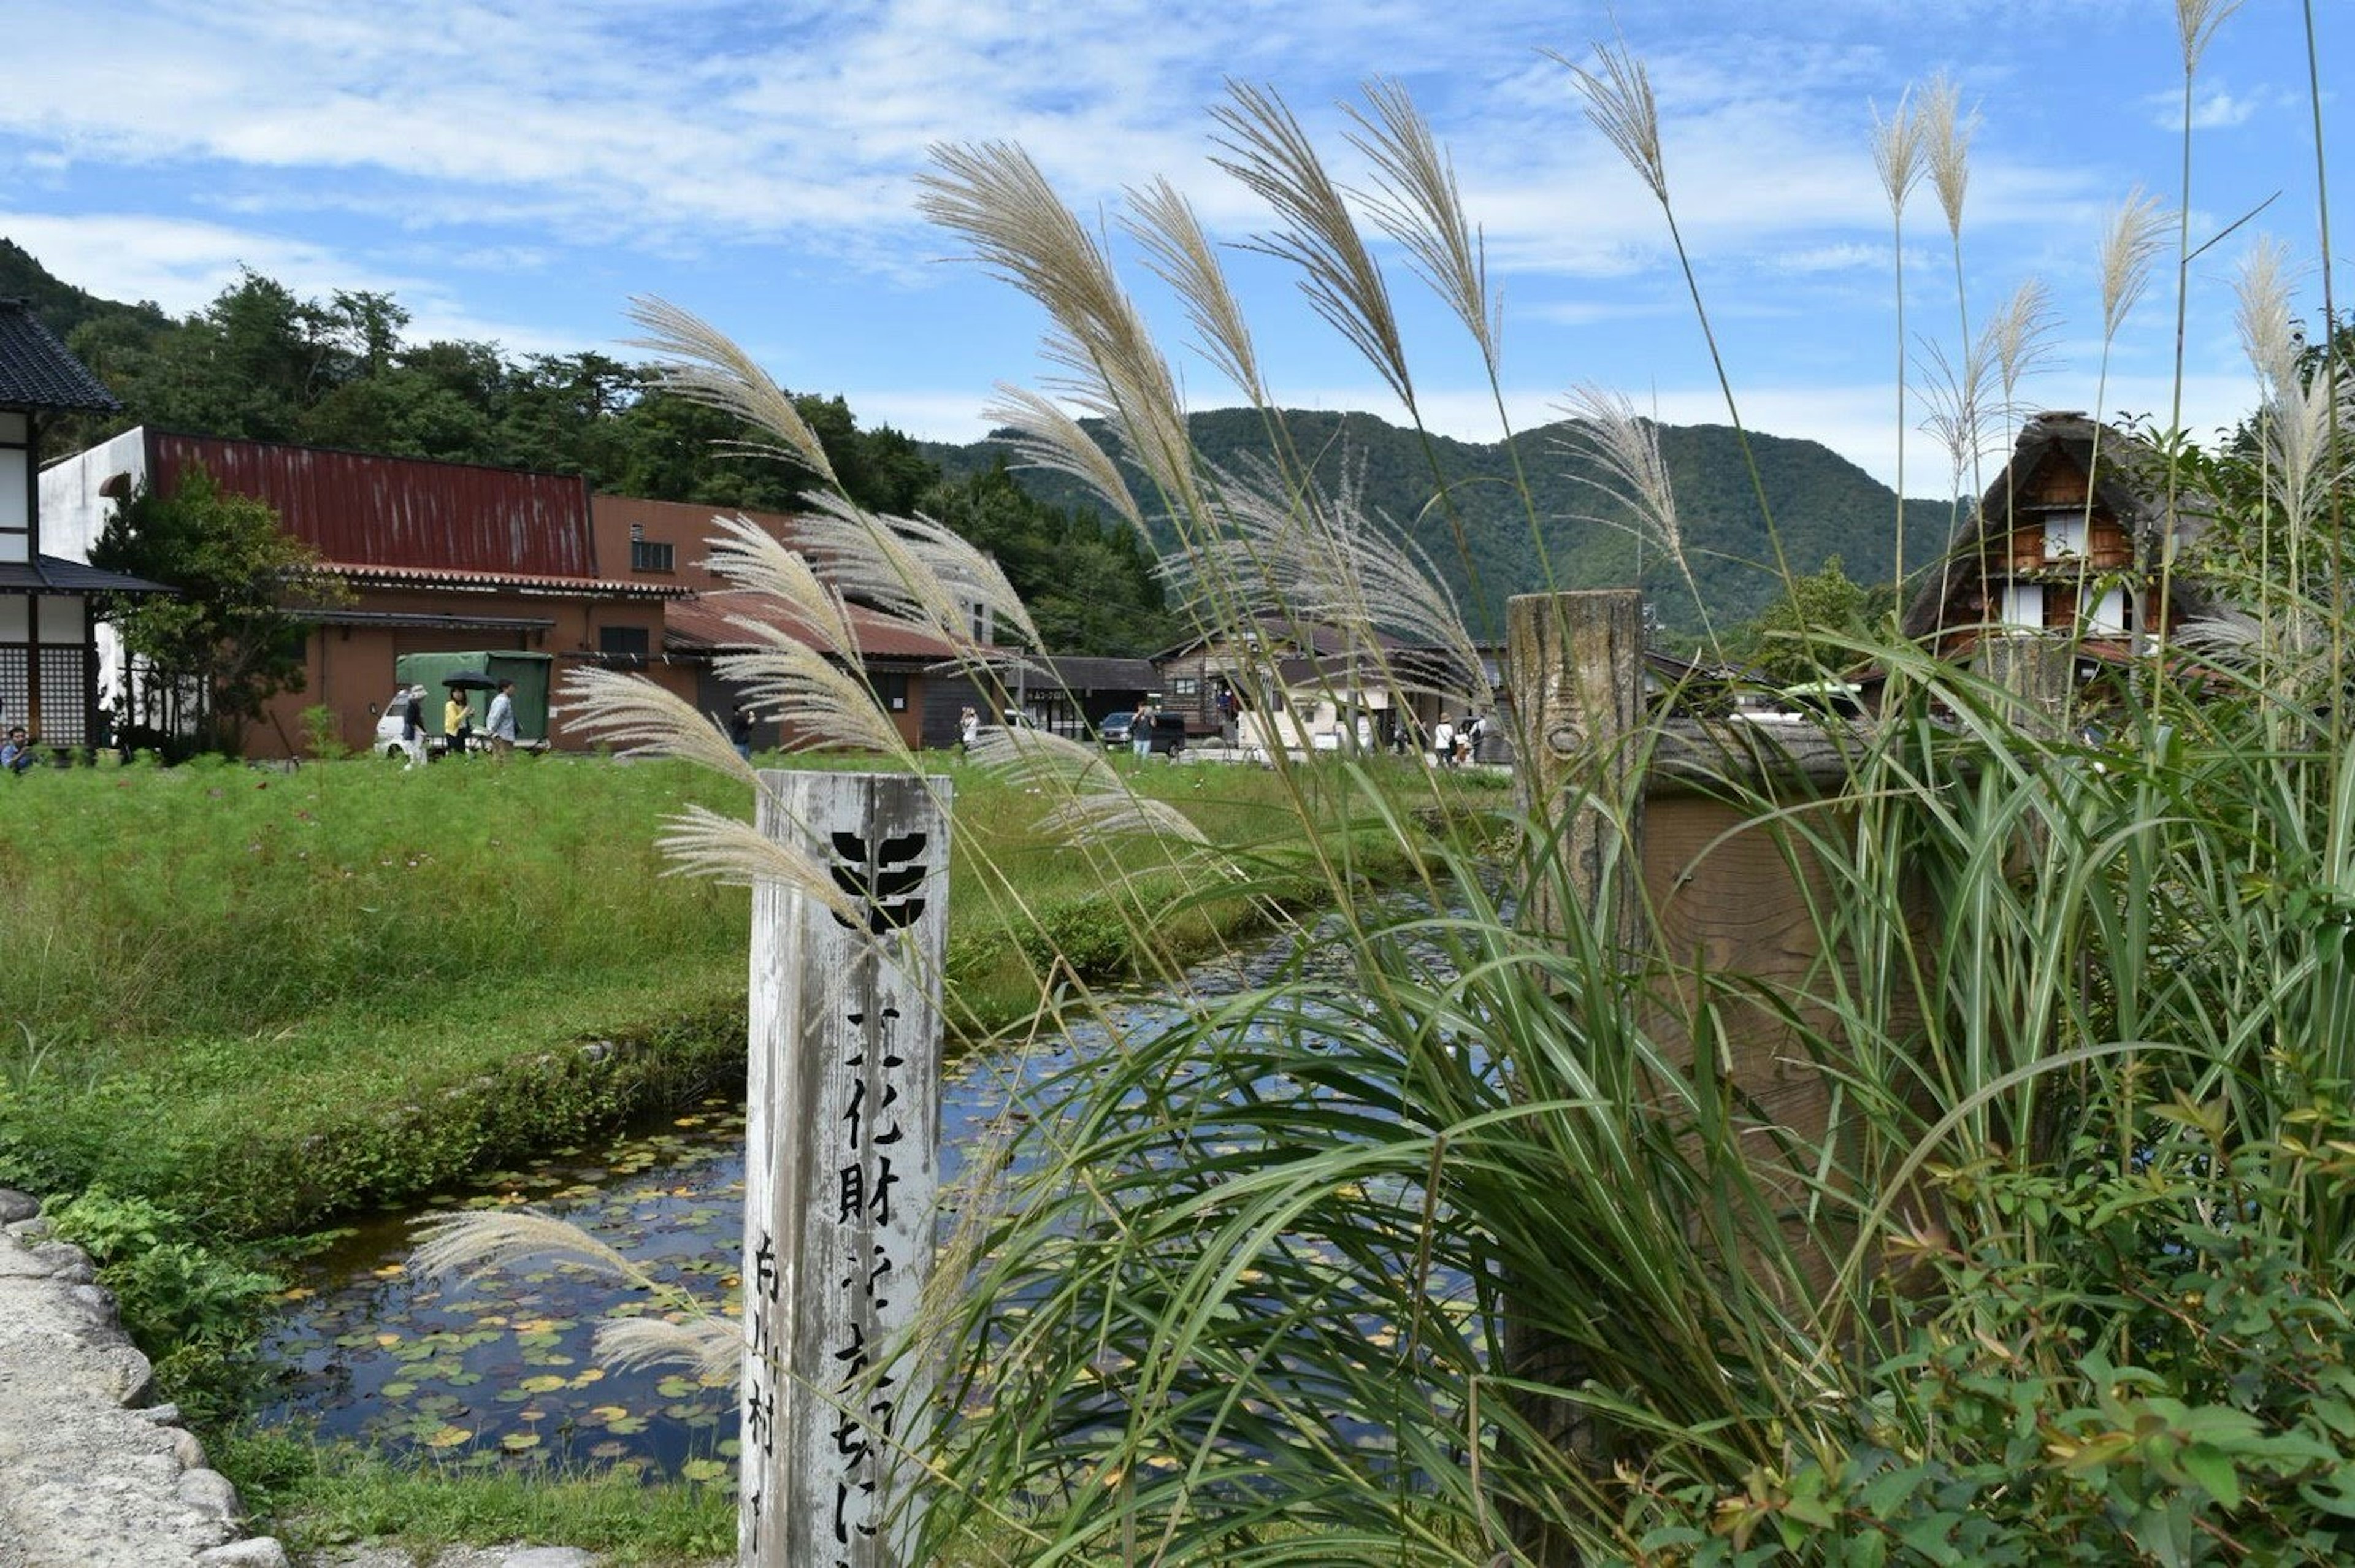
1901,412,2214,660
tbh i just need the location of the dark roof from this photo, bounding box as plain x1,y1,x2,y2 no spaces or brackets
0,299,121,413
1152,612,1405,663
1035,655,1157,691
0,554,173,595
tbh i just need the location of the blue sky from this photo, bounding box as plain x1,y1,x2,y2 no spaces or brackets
1,1,2342,493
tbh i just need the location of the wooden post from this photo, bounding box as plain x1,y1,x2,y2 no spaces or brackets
1978,633,2073,735
1500,589,1647,1568
1506,589,1647,949
741,771,950,1568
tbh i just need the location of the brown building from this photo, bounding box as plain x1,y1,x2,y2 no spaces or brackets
42,429,679,756
40,438,1030,757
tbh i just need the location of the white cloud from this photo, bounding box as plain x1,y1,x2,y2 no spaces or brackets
2148,85,2263,132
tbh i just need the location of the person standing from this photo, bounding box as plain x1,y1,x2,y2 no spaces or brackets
1431,714,1455,768
957,705,979,754
731,706,756,762
400,684,428,768
486,679,519,760
444,686,476,756
1131,698,1154,760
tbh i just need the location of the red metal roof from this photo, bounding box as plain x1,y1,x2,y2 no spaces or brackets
149,433,598,579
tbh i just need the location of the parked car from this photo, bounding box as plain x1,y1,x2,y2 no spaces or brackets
1095,712,1134,749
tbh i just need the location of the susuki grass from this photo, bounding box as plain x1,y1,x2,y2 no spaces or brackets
16,6,2302,1561
404,17,2355,1565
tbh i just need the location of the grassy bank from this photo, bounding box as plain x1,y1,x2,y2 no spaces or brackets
0,746,1451,1241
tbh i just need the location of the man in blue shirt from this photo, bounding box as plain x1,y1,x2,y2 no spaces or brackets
1,726,35,776
486,680,519,760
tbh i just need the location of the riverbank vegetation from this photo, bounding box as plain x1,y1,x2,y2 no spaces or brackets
10,7,2352,1565
0,748,1443,1241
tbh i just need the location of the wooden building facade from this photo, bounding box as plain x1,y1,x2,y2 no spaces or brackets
1902,412,2208,660
0,300,169,752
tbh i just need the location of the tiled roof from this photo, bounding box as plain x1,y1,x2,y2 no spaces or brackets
667,591,962,662
0,554,173,595
315,560,684,599
0,299,121,413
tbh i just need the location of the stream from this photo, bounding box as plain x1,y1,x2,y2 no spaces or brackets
251,926,1357,1482
253,1033,1108,1480
248,899,1460,1469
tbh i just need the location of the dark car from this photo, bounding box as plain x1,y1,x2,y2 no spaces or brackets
1148,713,1188,755
1096,712,1135,749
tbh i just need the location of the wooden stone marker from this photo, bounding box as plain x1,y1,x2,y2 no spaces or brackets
741,770,950,1567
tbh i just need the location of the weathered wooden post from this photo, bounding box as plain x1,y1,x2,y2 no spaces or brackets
1506,589,1648,951
741,770,950,1567
1501,589,1940,1565
1501,588,1646,1568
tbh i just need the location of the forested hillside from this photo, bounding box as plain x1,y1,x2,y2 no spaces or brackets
7,242,1947,651
2,245,1176,654
929,407,1951,641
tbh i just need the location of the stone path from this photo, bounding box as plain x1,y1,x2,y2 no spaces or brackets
1,1189,732,1568
0,1190,291,1567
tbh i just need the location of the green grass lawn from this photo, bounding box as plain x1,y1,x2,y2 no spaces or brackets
0,746,1458,1239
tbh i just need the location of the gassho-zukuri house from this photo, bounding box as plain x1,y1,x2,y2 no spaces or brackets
0,298,169,754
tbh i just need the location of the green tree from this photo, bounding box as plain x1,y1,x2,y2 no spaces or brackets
88,468,342,755
1731,552,1895,684
919,461,1177,654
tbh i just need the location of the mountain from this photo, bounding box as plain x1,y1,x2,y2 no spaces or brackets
0,239,170,342
9,239,1947,644
926,408,1955,640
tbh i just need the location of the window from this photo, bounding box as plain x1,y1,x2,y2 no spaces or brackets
2043,516,2087,561
599,625,650,658
968,602,992,646
873,673,908,711
627,524,674,573
2086,587,2132,636
1999,583,2045,629
1173,676,1200,696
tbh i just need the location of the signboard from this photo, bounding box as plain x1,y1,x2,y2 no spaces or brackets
741,770,949,1566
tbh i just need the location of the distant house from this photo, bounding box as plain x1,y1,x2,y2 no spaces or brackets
1901,412,2212,662
0,299,169,751
42,429,681,755
588,494,994,751
1151,614,1426,735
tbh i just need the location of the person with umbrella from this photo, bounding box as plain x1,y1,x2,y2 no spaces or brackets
444,683,478,755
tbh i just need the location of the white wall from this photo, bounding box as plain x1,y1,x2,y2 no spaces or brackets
36,427,148,563
35,427,149,703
